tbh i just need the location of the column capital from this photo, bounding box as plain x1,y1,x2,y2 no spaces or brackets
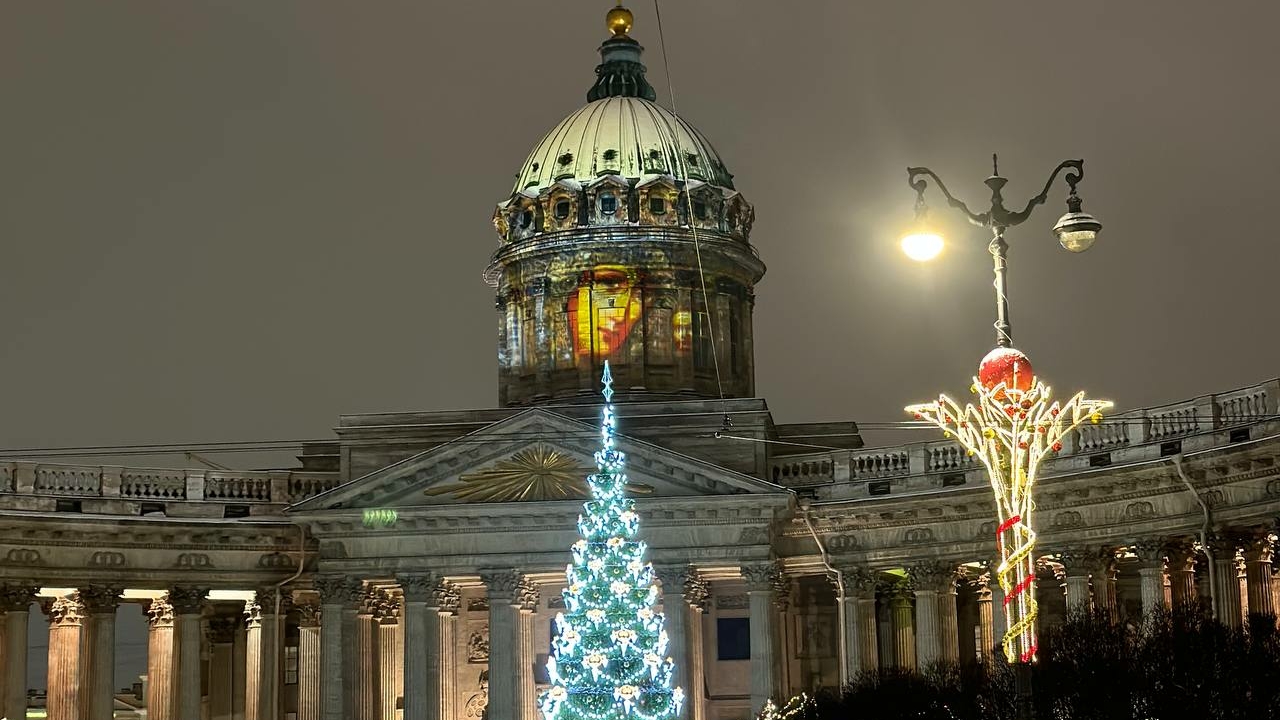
1130,538,1170,566
1055,545,1103,574
168,586,209,615
478,568,524,602
739,560,779,592
244,598,264,629
906,560,960,593
296,599,322,628
78,585,124,615
396,572,438,603
771,572,792,612
374,592,402,624
146,594,175,628
0,582,39,612
207,615,242,644
831,565,878,598
43,593,84,628
684,574,710,612
652,563,696,593
879,577,913,605
516,578,539,612
1241,532,1276,564
1204,532,1243,559
315,574,364,607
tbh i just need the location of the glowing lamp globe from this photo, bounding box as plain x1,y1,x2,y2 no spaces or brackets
901,231,944,262
978,347,1034,396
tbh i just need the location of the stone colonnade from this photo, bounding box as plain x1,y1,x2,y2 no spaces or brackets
827,530,1278,673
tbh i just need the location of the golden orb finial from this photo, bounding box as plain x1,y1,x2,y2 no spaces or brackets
606,4,633,37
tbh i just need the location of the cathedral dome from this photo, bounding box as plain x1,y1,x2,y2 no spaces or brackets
512,96,735,194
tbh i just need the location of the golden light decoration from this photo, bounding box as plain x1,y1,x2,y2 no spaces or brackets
424,444,652,502
906,349,1110,663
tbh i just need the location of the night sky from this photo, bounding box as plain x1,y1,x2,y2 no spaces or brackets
4,1,1278,457
3,0,1279,690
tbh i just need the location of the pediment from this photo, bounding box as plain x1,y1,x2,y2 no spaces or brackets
288,408,786,513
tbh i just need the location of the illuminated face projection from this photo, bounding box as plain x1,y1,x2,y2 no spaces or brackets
568,265,643,360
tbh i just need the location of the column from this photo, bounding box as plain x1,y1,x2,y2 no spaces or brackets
974,572,995,661
1093,555,1119,622
208,616,241,720
377,594,402,720
479,569,522,720
399,574,443,720
1243,535,1276,620
1132,541,1169,617
988,564,1006,654
44,593,84,720
171,586,208,720
1,584,36,720
1166,544,1199,612
245,598,264,720
78,586,123,720
316,576,363,720
1056,547,1096,613
233,618,248,720
907,563,941,669
884,580,915,670
357,590,380,720
438,584,461,720
832,566,878,680
770,573,793,698
515,579,539,720
654,565,693,717
938,571,960,665
1207,535,1243,629
740,561,777,713
683,575,710,720
146,594,178,720
295,602,322,720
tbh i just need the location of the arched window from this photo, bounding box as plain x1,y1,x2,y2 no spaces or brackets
600,194,618,215
693,199,708,220
554,199,571,220
520,210,534,229
649,196,666,215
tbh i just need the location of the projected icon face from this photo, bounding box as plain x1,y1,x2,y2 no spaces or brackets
568,266,643,360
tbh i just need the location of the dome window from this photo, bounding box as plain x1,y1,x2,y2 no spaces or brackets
649,196,667,215
685,153,700,168
558,152,574,166
520,210,535,229
602,149,618,162
554,199,571,220
531,162,540,172
600,194,618,215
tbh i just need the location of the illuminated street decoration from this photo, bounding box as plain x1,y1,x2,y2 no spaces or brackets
540,362,683,720
906,347,1111,663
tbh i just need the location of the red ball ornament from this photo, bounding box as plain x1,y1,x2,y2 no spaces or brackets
978,347,1035,398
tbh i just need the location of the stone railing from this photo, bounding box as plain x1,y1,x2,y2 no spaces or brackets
770,378,1279,501
0,462,340,514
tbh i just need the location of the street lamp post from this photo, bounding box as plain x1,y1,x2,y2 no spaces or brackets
899,155,1111,720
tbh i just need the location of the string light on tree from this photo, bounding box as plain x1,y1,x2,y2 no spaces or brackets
906,347,1110,662
540,361,683,720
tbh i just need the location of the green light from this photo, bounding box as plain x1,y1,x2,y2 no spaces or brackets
362,508,398,528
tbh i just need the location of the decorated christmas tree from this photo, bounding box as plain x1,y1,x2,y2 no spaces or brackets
540,362,683,720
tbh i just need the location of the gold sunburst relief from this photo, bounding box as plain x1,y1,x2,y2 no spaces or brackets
424,445,653,502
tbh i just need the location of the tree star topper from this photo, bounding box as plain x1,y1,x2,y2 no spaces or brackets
905,347,1111,664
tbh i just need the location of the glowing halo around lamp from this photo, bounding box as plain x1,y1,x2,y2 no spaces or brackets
900,231,944,262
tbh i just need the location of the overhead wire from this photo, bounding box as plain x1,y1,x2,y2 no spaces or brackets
651,0,731,432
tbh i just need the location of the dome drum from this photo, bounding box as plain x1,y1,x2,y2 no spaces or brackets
493,174,755,244
492,234,761,407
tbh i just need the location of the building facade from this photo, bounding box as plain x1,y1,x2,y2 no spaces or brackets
1,7,1278,720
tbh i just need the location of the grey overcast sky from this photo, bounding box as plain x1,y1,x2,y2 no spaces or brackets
2,1,1278,459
